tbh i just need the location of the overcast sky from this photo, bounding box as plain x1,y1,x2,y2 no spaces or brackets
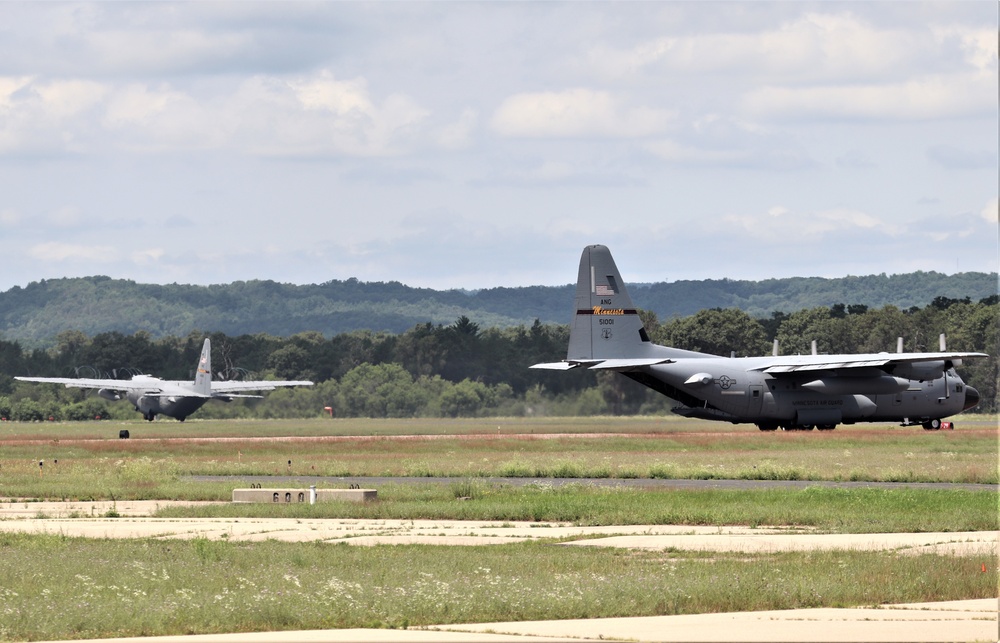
0,2,996,292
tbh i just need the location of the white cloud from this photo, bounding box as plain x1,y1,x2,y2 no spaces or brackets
0,76,107,153
225,72,429,157
131,248,165,265
981,198,999,224
0,76,34,106
590,12,990,83
48,206,83,227
435,108,478,150
289,72,372,115
27,242,116,263
742,74,995,121
0,209,21,226
32,79,107,119
491,88,674,138
720,206,897,241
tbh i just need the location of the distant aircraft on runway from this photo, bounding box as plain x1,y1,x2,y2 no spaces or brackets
17,338,312,423
532,245,985,431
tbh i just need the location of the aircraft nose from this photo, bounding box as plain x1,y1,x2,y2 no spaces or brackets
963,386,980,411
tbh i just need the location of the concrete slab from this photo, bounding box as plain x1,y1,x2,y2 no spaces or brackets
33,599,999,643
1,509,995,558
435,598,1000,642
563,530,1000,557
37,629,579,642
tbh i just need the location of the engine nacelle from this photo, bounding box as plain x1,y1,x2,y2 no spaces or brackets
801,375,910,396
892,361,946,382
97,388,123,401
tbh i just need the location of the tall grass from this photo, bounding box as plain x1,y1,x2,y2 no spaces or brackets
0,418,995,504
151,484,1000,534
0,533,994,641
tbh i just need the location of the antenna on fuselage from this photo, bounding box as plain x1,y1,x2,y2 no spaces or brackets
939,334,947,351
897,337,904,353
772,339,779,357
811,340,817,356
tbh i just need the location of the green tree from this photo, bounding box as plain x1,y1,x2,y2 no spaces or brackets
666,308,769,357
440,379,490,417
337,363,426,418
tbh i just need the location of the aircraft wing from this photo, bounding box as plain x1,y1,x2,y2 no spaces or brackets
750,352,988,374
210,380,313,397
14,376,158,392
531,358,674,371
16,376,212,398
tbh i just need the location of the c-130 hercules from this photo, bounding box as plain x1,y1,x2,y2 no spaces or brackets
17,338,312,423
532,245,985,431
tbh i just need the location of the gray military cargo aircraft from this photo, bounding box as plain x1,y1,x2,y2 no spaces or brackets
532,245,985,431
17,338,312,423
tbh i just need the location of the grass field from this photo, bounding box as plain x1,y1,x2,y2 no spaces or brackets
1,415,997,486
0,534,994,641
0,415,996,640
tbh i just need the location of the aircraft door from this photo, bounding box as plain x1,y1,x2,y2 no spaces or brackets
748,385,763,416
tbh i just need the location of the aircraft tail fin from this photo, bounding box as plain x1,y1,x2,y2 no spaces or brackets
194,338,212,396
566,245,658,361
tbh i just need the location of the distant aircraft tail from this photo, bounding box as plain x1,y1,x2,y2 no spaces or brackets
194,338,212,396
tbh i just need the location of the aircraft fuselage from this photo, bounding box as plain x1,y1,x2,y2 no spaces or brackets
640,357,977,430
128,390,209,422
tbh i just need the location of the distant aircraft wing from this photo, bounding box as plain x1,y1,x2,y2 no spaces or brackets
531,358,674,371
15,376,210,398
210,380,313,398
751,352,987,374
14,376,156,392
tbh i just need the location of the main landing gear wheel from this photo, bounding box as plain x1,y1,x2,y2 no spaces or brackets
757,423,779,431
922,419,942,430
817,424,837,431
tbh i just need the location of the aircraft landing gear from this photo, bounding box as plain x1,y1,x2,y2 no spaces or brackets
143,411,156,422
817,424,837,431
757,422,779,431
922,419,942,430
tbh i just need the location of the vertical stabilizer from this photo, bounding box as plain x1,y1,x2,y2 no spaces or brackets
194,338,212,395
566,245,655,360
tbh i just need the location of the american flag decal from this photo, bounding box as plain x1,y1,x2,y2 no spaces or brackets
595,284,614,296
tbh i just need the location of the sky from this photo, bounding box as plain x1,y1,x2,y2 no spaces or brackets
0,2,997,292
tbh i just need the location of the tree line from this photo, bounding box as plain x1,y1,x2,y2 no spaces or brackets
2,270,995,345
0,296,996,421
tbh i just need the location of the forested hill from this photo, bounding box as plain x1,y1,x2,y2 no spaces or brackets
0,271,996,347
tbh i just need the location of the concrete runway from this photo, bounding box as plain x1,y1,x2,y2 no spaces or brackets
3,500,997,642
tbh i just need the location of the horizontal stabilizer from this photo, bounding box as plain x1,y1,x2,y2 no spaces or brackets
149,392,211,399
530,360,601,371
589,358,674,370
